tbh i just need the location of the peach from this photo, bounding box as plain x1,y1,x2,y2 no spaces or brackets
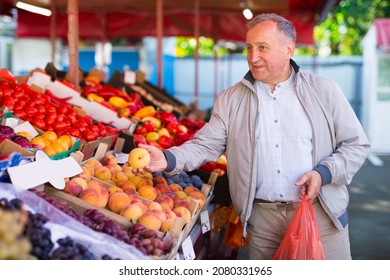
63,180,84,196
73,165,92,182
174,199,190,209
160,218,175,233
84,158,102,170
189,191,206,208
123,188,137,197
69,177,88,190
175,190,188,200
87,180,109,208
79,188,100,207
106,163,122,175
108,186,124,194
183,186,200,195
153,176,168,186
168,183,183,192
137,211,162,231
107,192,131,214
124,169,136,179
173,206,192,225
117,180,136,190
120,202,144,222
154,183,171,194
82,164,95,177
150,209,167,222
121,162,134,172
104,179,116,186
111,171,128,185
133,201,148,213
165,191,180,204
128,147,151,169
127,193,143,204
147,201,163,211
137,185,158,201
94,166,112,181
164,209,177,220
155,194,174,210
101,153,118,166
129,175,149,190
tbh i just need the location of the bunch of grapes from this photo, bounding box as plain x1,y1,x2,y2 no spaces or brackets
0,198,34,260
127,222,175,258
24,211,54,259
50,236,97,260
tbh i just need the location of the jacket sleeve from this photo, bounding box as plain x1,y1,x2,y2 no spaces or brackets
163,93,229,176
318,79,371,185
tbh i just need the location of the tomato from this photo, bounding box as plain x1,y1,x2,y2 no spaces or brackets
36,104,46,114
46,105,57,114
31,117,46,130
25,107,38,116
57,105,69,114
2,96,15,110
46,111,57,122
13,109,27,119
83,130,97,142
56,113,65,122
53,121,68,131
66,128,81,138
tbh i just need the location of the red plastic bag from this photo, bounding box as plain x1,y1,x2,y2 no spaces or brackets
273,196,325,260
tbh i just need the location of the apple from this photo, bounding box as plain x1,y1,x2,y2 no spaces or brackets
128,147,151,168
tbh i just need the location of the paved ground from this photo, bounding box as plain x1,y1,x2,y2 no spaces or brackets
348,154,390,260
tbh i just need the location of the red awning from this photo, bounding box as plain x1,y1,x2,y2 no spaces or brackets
15,9,317,45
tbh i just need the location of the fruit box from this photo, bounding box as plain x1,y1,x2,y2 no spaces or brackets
0,139,35,157
79,135,116,161
43,183,182,259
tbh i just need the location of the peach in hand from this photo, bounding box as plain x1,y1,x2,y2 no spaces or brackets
128,147,151,169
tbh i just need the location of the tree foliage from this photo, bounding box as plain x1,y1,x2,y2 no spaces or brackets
314,0,390,55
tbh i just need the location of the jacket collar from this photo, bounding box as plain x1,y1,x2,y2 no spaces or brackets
244,59,300,85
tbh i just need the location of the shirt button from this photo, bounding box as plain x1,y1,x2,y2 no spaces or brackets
277,170,280,173
274,120,278,123
275,144,279,148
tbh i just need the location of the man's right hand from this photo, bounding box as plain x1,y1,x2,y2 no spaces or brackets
132,143,168,174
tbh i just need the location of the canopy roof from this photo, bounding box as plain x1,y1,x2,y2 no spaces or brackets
3,0,340,45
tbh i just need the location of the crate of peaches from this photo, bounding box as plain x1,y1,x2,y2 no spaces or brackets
44,148,211,237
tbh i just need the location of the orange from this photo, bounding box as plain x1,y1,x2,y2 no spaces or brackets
51,141,68,154
41,131,58,143
31,136,51,149
57,135,73,150
44,145,57,156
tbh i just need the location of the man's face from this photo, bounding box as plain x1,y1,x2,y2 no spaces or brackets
246,20,294,85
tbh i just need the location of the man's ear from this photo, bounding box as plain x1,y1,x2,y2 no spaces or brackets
287,41,295,57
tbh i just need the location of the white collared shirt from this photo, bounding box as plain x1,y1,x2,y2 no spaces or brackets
254,69,313,202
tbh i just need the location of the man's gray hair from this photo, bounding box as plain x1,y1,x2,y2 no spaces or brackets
247,13,297,43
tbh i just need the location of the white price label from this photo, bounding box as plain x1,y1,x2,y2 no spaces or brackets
200,210,210,233
181,235,196,260
124,70,136,84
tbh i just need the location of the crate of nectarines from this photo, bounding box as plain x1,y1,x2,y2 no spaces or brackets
44,149,211,258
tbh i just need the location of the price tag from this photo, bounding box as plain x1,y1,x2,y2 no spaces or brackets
181,235,196,260
200,210,210,233
124,70,136,84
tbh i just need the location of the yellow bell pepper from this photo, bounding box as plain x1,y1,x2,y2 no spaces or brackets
108,96,133,108
87,93,105,103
